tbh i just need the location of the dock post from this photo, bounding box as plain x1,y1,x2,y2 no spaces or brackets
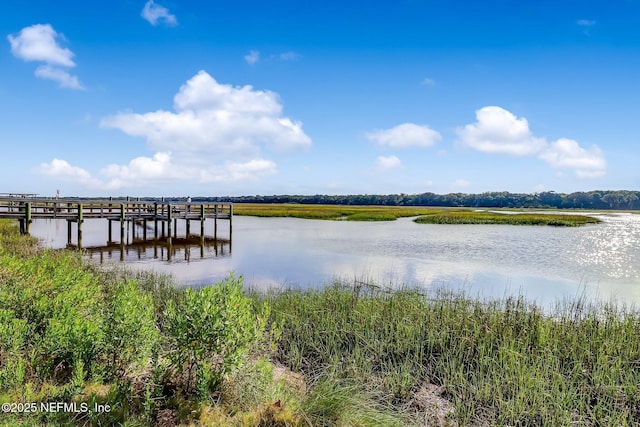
77,204,83,248
67,220,72,246
200,204,205,239
186,219,190,236
154,203,158,239
214,207,218,239
229,203,233,237
143,219,147,241
120,204,125,244
25,202,32,235
174,218,177,238
167,204,172,244
108,219,112,243
214,204,218,239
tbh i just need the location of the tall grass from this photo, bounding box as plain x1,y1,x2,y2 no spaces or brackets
259,283,640,426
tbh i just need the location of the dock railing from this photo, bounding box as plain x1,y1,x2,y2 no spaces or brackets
0,196,233,247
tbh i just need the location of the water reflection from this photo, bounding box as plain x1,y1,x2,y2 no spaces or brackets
29,213,640,308
84,236,231,263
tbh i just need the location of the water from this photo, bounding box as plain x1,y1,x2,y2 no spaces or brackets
30,213,640,307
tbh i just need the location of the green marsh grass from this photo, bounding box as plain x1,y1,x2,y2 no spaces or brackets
234,203,600,226
415,210,600,226
233,203,441,221
259,283,640,426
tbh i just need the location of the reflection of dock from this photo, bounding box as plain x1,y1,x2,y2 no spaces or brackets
0,196,232,248
85,235,231,263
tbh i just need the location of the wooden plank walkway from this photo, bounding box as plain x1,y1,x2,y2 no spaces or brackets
0,196,232,247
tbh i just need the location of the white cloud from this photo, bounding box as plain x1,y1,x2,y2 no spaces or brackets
199,159,277,183
366,123,441,148
539,138,606,178
8,24,83,89
456,106,546,156
376,155,402,171
457,106,607,178
141,0,177,26
39,159,105,189
40,71,309,190
421,77,436,86
244,50,260,64
8,24,75,66
100,152,179,188
35,65,83,89
40,158,91,181
101,70,311,155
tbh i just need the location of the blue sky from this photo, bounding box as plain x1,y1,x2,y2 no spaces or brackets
2,0,640,197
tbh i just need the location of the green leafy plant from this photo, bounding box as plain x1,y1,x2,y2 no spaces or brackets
164,273,268,398
103,279,159,378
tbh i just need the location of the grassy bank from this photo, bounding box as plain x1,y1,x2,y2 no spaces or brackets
414,210,600,226
262,284,640,426
2,219,638,426
233,203,600,226
233,203,441,221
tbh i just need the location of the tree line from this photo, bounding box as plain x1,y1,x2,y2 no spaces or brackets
195,190,640,210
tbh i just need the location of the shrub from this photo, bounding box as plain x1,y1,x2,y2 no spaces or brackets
103,279,159,378
164,273,268,398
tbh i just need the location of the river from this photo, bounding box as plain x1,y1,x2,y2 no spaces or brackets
30,212,640,308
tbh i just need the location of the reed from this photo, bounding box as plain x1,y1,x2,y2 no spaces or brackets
259,283,640,426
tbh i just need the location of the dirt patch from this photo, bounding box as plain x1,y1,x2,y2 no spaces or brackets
412,383,457,427
272,363,306,394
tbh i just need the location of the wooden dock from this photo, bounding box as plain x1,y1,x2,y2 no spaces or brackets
0,196,232,248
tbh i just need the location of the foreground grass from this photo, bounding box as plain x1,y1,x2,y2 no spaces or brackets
2,219,638,426
415,210,600,226
261,284,640,426
0,220,410,426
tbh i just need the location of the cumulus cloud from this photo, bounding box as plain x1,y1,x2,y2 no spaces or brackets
457,106,606,178
456,106,546,156
39,159,105,189
539,138,606,178
100,152,179,187
366,123,441,148
40,71,309,190
8,24,83,89
141,0,177,26
8,24,74,66
376,155,402,171
101,70,311,155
